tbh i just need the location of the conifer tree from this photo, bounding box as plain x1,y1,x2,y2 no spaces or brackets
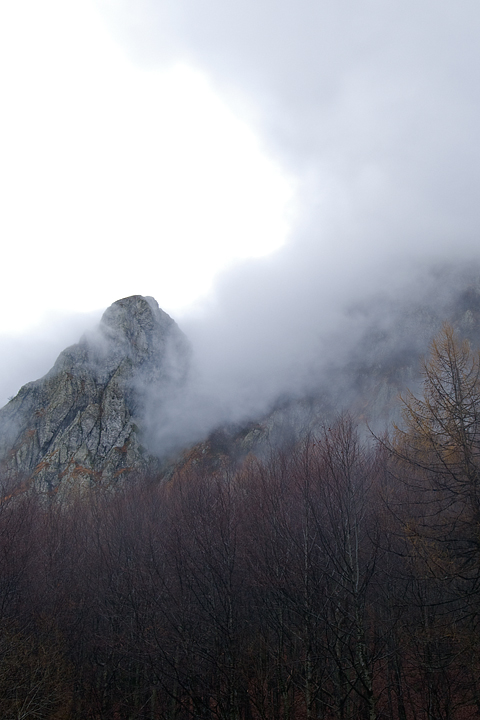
396,322,480,518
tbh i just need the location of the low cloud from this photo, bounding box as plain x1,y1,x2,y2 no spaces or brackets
0,311,102,408
3,1,480,452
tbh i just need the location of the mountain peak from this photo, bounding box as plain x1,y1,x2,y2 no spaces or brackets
100,295,174,356
0,296,189,496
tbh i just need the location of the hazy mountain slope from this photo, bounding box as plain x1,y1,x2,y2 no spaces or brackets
191,274,480,462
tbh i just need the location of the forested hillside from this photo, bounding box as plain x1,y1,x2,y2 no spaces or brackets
1,324,480,719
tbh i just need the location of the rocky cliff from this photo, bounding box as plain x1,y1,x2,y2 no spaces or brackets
0,296,189,495
3,276,480,498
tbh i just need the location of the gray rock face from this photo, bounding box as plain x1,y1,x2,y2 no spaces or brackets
0,296,189,495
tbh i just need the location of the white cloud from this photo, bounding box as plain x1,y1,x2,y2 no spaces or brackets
3,0,480,434
0,0,294,333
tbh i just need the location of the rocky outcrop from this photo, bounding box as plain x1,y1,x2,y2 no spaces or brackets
0,296,189,495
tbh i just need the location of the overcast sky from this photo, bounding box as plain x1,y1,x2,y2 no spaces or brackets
1,0,480,413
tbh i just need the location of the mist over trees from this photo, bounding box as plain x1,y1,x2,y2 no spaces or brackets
1,324,480,718
4,1,480,714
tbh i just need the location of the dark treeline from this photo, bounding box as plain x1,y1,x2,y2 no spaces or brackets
2,324,480,720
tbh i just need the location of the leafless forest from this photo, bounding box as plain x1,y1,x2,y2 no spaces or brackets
2,325,480,720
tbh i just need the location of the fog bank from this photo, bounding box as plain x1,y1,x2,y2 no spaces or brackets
3,1,480,450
